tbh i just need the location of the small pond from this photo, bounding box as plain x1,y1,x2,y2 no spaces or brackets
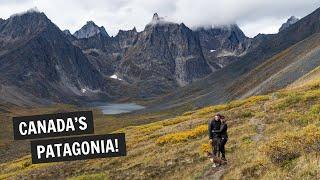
89,102,145,115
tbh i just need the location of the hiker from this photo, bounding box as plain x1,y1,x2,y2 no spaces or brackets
208,114,222,158
213,115,228,161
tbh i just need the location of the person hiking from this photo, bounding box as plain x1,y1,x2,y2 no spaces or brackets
208,114,222,158
212,115,228,161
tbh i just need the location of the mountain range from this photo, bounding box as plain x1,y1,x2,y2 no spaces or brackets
2,6,320,180
149,7,320,110
1,7,320,108
0,11,127,106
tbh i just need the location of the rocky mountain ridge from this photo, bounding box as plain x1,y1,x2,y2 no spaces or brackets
279,16,299,32
70,13,250,97
0,11,125,105
149,7,320,110
73,21,109,39
0,9,314,106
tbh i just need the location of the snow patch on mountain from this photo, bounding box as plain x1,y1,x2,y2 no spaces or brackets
110,74,122,81
217,50,237,57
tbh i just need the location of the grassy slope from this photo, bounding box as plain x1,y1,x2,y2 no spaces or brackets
0,102,189,163
1,70,320,179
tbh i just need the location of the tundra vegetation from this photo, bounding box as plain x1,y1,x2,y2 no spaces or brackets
0,78,320,179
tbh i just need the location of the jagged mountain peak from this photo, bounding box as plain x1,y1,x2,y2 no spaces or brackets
62,29,76,41
279,16,299,32
146,13,173,28
86,20,96,25
63,29,72,35
0,18,4,25
117,27,137,35
73,20,109,39
0,10,115,104
9,7,41,18
7,8,48,23
195,24,247,42
152,13,161,22
0,10,56,40
194,23,250,67
288,16,299,21
196,24,241,31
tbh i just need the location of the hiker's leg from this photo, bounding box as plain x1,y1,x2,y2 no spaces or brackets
220,138,228,159
213,138,219,157
211,140,215,156
217,138,221,157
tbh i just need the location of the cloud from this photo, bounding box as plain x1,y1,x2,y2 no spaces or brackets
0,0,319,37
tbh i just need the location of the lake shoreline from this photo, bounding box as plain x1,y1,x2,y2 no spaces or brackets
87,102,145,115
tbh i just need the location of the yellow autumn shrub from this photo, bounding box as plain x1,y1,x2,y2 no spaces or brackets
200,143,210,154
156,125,207,145
161,116,190,126
261,125,320,165
138,124,164,134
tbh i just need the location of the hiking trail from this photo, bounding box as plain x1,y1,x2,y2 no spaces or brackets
199,164,228,180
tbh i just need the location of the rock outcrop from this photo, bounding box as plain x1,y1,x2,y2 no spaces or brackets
118,13,212,92
73,21,109,39
279,16,299,32
196,24,251,67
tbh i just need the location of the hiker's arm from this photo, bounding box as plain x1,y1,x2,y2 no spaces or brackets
208,121,213,139
213,124,227,133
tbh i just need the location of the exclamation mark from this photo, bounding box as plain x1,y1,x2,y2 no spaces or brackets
115,139,119,152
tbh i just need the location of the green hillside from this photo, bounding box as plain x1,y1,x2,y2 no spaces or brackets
1,67,320,179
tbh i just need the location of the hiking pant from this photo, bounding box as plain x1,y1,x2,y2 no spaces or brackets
220,137,228,158
212,137,221,157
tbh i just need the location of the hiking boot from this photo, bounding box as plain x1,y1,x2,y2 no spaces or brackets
221,157,227,161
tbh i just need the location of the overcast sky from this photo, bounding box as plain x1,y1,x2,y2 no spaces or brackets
0,0,319,37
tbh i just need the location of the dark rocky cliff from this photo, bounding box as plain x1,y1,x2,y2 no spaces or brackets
0,11,123,104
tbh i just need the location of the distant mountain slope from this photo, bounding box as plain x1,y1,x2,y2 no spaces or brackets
118,14,212,93
1,7,320,106
150,7,320,109
72,14,223,97
196,24,251,68
72,32,120,76
230,32,320,99
287,65,320,90
72,13,250,91
72,27,139,77
71,13,251,97
0,11,124,105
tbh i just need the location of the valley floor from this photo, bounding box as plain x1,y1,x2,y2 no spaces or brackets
1,77,320,179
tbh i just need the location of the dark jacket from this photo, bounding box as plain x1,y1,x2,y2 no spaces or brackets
208,119,221,139
213,123,228,139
